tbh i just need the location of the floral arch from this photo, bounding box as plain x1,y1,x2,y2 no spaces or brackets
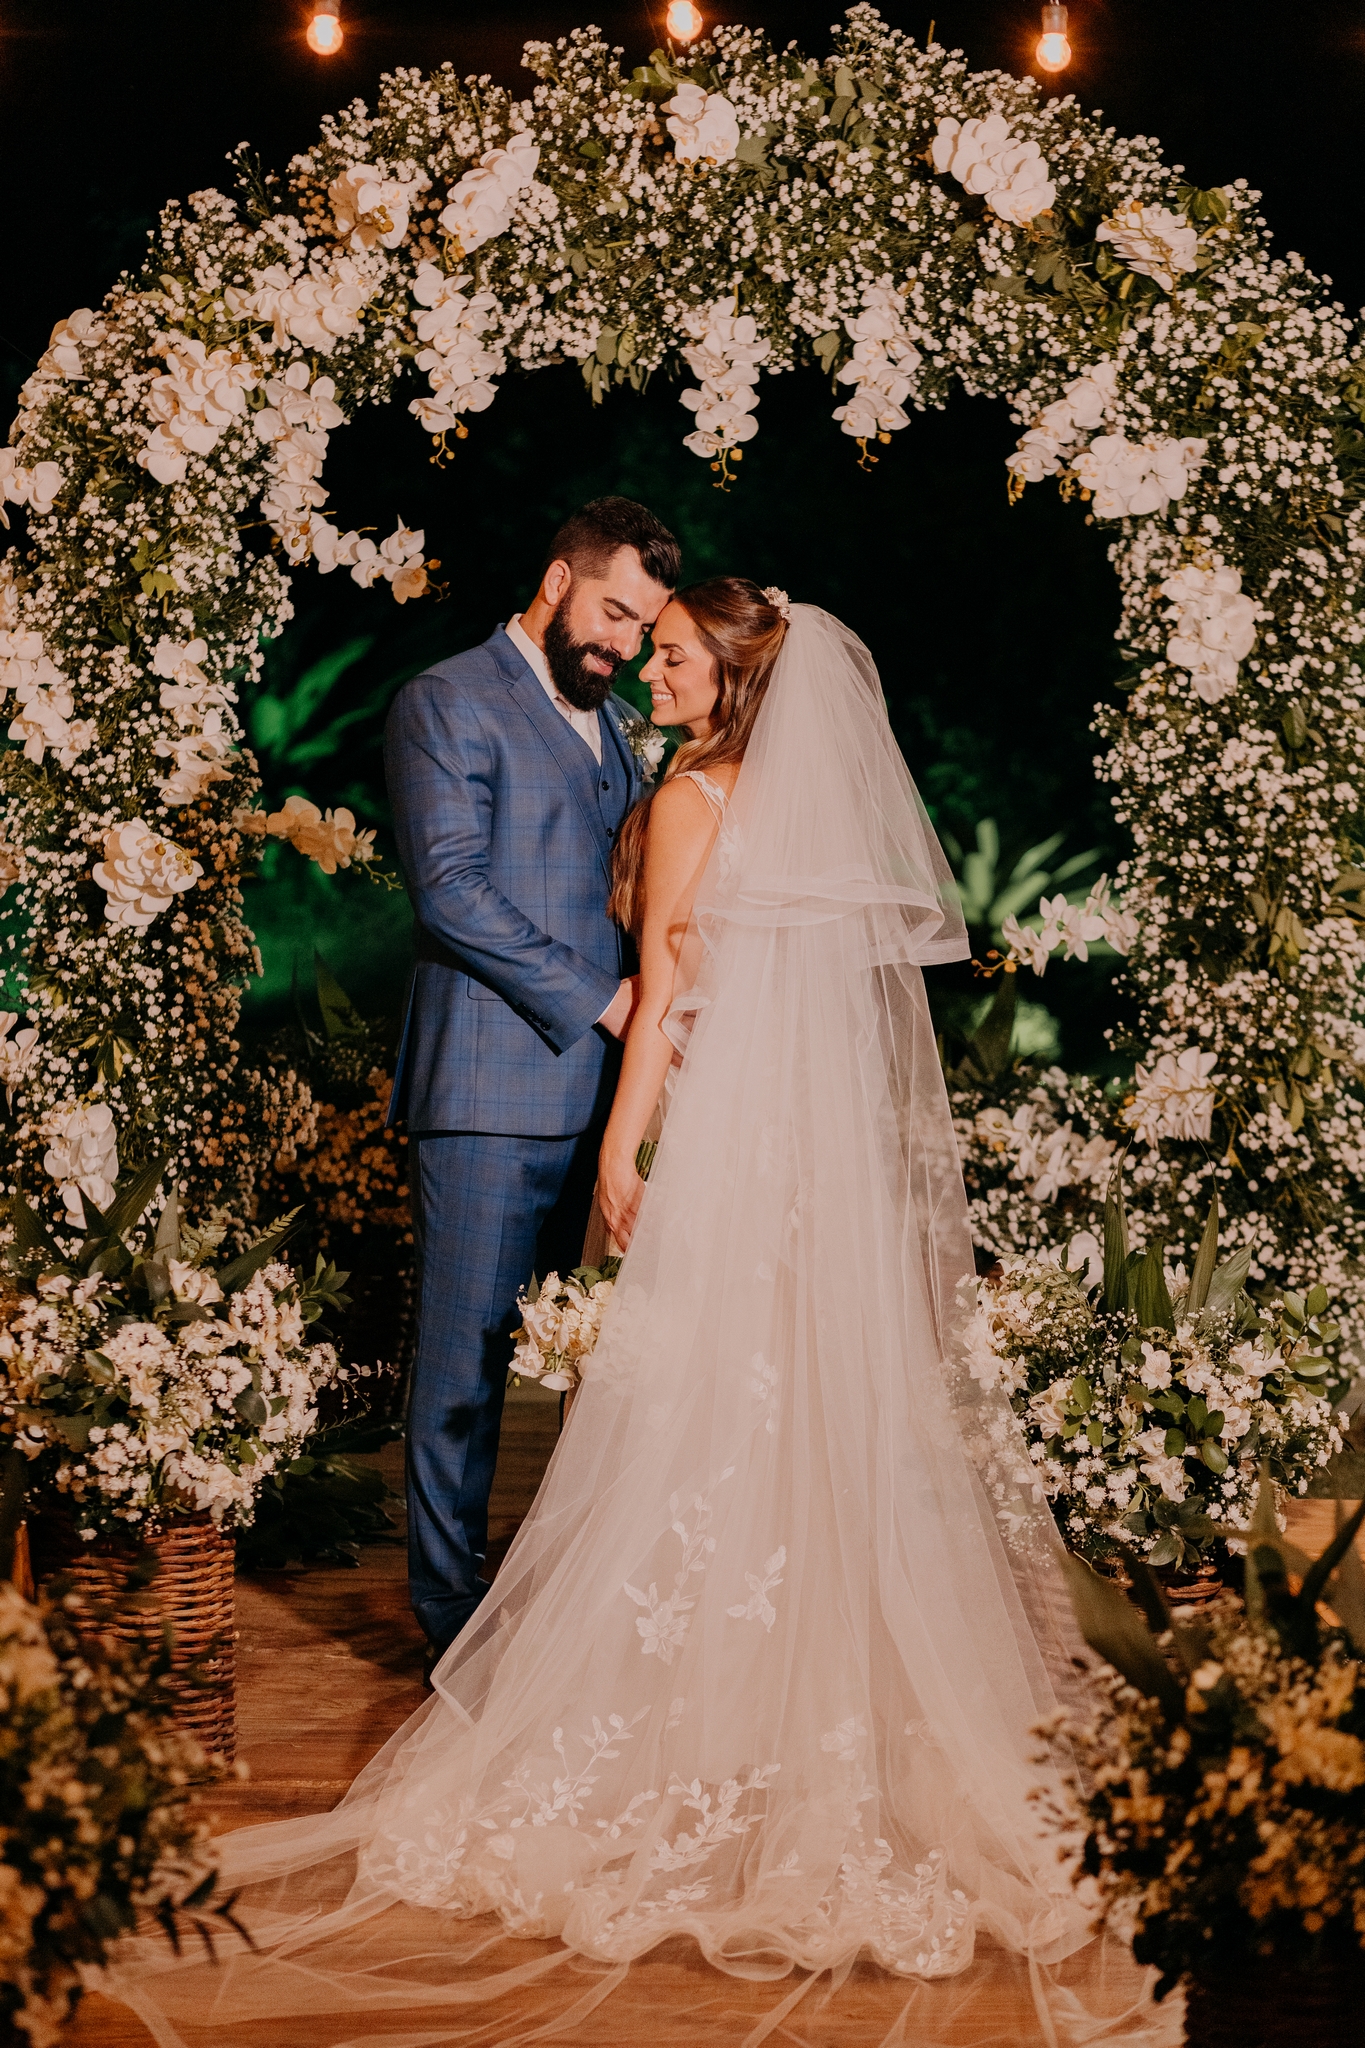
2,4,1364,1362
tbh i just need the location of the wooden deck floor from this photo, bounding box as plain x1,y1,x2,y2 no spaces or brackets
65,1396,1352,2047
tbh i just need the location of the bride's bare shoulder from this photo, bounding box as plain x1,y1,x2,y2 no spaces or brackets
643,774,724,868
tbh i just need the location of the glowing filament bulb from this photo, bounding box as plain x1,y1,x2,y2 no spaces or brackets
307,2,343,55
1034,4,1071,73
666,1,704,44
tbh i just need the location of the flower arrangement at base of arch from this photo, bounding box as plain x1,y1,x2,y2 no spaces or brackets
0,1169,360,1542
1,7,1363,1529
961,1180,1345,1571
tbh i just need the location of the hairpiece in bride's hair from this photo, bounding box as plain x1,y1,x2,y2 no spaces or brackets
763,587,791,621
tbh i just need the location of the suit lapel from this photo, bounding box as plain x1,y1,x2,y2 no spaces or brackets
600,696,644,809
490,628,613,877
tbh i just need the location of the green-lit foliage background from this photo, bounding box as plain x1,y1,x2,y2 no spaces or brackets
247,360,1127,1070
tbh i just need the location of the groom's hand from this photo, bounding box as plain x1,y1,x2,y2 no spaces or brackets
597,976,640,1042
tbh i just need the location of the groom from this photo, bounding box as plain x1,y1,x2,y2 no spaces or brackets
385,496,681,1666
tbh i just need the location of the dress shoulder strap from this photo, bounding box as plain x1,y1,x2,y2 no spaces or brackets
675,768,729,822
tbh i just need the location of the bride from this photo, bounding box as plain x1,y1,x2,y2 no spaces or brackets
110,585,1175,2045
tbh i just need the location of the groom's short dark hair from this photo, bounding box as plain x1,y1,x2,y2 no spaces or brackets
543,497,680,590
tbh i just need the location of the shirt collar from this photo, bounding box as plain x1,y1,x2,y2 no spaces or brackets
506,613,558,704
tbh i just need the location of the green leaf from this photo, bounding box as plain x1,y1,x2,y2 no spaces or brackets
1060,1553,1185,1719
1200,1441,1229,1473
154,1187,182,1259
11,1188,60,1262
314,952,367,1041
1101,1164,1130,1314
1300,1495,1365,1615
1320,1502,1365,1655
0,1446,26,1581
213,1211,302,1298
1205,1245,1253,1316
1133,1242,1175,1332
1305,1282,1330,1318
1164,1428,1187,1458
102,1154,171,1246
962,967,1017,1083
233,1387,269,1429
1186,1191,1220,1313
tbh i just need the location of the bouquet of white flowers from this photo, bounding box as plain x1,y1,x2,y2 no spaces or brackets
509,1259,620,1392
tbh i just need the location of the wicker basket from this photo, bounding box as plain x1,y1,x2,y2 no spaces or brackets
39,1513,237,1760
1158,1560,1227,1615
1184,1951,1365,2046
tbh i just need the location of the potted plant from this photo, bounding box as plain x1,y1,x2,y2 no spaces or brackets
1041,1476,1365,2044
0,1563,246,2046
0,1163,356,1753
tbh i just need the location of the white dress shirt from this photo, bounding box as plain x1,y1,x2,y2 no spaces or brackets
506,614,602,764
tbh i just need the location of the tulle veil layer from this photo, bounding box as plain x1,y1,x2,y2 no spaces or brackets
103,609,1177,2045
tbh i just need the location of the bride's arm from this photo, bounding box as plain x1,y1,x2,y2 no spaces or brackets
597,778,718,1248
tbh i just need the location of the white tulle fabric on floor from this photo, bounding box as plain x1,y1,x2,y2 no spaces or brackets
104,609,1179,2046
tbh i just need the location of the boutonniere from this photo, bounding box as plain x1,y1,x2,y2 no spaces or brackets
617,712,667,782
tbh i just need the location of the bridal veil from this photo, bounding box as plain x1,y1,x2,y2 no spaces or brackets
105,608,1176,2045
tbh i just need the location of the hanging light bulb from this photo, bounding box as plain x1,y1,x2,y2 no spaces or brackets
1034,3,1071,73
307,1,343,55
666,1,704,44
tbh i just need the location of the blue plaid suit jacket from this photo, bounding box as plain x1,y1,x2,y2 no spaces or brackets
385,626,645,1137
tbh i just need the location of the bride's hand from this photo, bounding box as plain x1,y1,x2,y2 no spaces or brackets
597,1140,645,1251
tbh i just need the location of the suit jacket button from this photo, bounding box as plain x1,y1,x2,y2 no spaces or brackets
601,779,610,790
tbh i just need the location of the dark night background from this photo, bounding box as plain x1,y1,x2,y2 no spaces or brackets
2,0,1357,1072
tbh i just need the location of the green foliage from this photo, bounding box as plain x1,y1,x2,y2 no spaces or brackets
1044,1475,1365,1990
942,816,1100,938
236,1419,402,1571
0,1572,245,2039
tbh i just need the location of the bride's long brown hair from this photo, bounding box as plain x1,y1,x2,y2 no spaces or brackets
607,577,787,936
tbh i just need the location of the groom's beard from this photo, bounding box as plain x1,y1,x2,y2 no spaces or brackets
542,602,624,711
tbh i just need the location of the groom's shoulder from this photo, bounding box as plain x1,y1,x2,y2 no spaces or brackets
389,627,518,722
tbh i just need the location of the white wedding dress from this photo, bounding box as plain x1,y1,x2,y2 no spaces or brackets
107,610,1177,2045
